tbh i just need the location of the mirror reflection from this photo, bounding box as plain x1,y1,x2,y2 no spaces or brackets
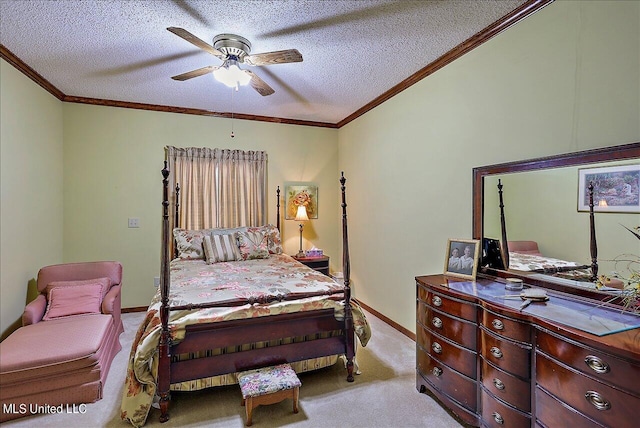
481,155,639,294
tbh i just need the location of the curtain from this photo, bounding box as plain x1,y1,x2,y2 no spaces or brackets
166,146,268,230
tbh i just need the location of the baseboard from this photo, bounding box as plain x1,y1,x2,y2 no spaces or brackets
353,299,416,342
122,306,147,313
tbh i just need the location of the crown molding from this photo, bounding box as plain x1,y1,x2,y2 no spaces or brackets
0,44,65,100
62,95,339,128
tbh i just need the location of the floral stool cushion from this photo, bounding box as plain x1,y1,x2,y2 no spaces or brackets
237,363,301,426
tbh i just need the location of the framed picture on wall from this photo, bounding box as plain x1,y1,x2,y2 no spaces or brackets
578,164,640,213
284,184,318,219
444,239,480,280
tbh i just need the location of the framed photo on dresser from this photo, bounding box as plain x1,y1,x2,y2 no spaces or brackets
444,238,480,280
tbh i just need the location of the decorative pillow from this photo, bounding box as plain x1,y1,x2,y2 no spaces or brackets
46,277,111,300
211,226,247,236
236,230,269,260
174,227,249,259
203,233,242,263
249,224,283,255
43,283,103,320
173,228,208,259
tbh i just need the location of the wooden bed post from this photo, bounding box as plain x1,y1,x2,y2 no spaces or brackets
588,182,598,282
340,172,356,382
498,179,510,270
276,186,281,232
173,183,180,260
159,162,171,422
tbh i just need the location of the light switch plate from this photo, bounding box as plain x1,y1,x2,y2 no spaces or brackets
128,218,140,228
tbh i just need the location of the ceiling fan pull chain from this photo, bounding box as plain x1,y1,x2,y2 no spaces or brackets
230,88,235,138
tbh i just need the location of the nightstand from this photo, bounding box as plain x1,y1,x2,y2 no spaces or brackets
293,255,329,276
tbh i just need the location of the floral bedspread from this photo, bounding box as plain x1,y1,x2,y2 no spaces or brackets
121,254,371,427
508,252,587,272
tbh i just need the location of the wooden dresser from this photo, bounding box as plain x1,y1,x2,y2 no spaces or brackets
416,274,640,428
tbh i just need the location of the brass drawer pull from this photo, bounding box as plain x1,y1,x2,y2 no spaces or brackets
585,355,610,374
432,317,443,329
432,342,442,354
432,295,442,307
492,319,504,330
432,367,443,377
490,346,503,359
492,412,504,425
493,378,505,391
585,391,611,411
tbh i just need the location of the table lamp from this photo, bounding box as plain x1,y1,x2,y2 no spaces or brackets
295,205,309,258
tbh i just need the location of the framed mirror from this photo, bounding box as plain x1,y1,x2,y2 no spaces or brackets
472,142,640,301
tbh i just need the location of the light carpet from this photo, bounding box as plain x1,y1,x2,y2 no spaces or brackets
3,310,462,427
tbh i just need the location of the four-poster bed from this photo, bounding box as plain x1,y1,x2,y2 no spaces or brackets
120,164,370,427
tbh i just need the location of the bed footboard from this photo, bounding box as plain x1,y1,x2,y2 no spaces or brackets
170,309,345,384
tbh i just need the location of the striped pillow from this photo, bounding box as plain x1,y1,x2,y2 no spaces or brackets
203,233,242,263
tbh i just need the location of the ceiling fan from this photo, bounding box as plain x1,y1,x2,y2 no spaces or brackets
167,27,302,96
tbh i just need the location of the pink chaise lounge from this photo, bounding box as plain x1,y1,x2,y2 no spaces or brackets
0,261,124,422
507,240,542,256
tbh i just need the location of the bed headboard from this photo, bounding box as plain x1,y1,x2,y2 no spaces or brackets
171,181,282,258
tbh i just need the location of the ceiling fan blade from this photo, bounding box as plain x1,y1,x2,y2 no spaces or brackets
167,27,225,58
171,65,218,81
244,70,275,96
259,2,425,38
170,0,211,27
243,49,303,66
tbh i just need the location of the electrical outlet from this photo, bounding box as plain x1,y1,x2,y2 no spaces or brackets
128,217,140,228
154,277,160,287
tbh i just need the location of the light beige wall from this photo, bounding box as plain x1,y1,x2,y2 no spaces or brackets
339,1,640,332
62,104,339,307
0,59,64,338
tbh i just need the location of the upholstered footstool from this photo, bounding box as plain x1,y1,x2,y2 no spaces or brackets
238,363,301,426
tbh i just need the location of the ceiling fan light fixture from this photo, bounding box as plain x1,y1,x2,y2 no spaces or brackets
213,60,251,88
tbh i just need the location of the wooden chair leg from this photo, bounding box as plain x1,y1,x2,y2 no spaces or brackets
293,387,299,414
245,396,253,426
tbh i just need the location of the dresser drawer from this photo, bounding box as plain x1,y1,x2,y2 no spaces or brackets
481,388,531,428
537,328,640,395
481,358,530,412
417,285,476,322
480,328,531,379
481,308,531,343
535,385,603,428
417,346,477,411
417,301,477,349
536,351,639,428
417,324,477,378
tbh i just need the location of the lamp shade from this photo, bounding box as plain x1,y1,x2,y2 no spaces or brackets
295,205,309,222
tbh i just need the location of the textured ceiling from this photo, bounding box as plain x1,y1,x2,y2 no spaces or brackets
0,0,530,125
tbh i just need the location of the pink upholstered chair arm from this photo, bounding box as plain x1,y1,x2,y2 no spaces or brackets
22,295,47,326
102,284,122,327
